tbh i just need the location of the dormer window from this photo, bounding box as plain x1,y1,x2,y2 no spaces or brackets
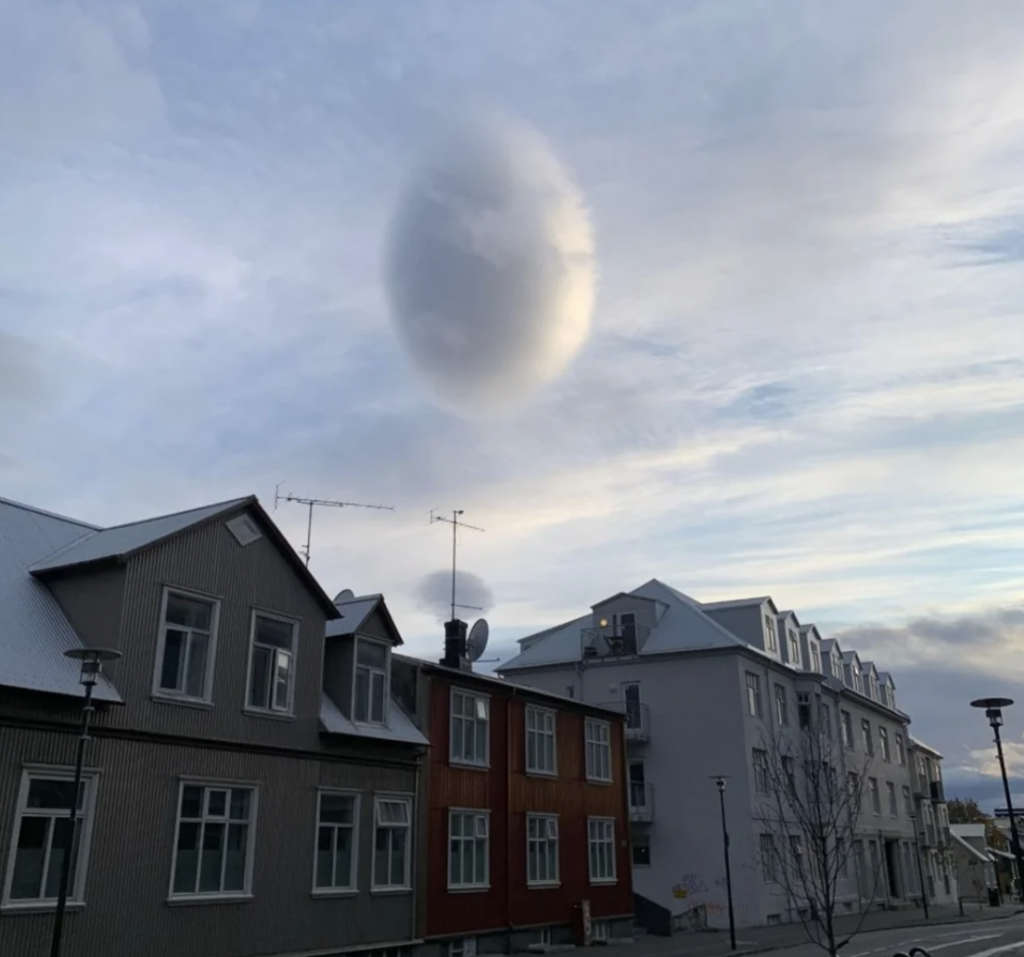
868,677,878,700
831,652,841,677
852,671,863,694
354,638,389,725
788,630,800,666
764,616,778,653
810,644,822,673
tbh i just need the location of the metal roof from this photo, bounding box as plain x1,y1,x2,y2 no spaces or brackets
0,498,121,701
325,593,402,644
29,497,253,573
319,691,427,746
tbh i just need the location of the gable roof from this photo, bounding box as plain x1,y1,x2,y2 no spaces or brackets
29,495,339,618
326,593,402,644
499,578,748,672
0,498,121,700
702,595,776,613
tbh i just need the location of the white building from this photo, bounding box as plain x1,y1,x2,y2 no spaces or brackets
907,738,958,906
498,579,943,931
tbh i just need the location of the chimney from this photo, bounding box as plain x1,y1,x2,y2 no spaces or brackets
441,619,471,671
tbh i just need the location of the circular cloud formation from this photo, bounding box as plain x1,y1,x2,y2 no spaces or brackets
384,115,596,416
415,568,495,623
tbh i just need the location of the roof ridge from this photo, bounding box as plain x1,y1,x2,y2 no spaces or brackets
635,579,748,648
0,496,100,530
94,495,254,534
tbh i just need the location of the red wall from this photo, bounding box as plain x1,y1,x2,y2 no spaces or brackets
424,675,633,938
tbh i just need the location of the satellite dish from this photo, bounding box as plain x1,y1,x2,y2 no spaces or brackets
334,589,356,604
467,619,490,662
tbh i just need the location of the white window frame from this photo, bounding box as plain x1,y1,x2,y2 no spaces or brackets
810,643,822,673
312,789,360,895
2,767,99,910
449,939,478,957
353,637,390,726
886,781,898,818
746,672,762,717
879,727,891,762
788,630,800,666
372,795,412,891
244,610,299,716
841,710,854,749
168,779,258,901
525,707,557,776
861,718,873,754
895,733,906,766
587,817,616,884
152,586,221,704
526,814,560,887
774,684,788,726
448,809,490,890
450,689,490,768
764,615,777,653
761,833,777,882
584,719,612,783
753,748,769,793
869,777,881,815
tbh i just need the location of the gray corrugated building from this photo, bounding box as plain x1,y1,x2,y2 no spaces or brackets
0,494,427,957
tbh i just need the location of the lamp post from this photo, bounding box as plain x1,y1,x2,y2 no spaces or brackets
970,697,1024,907
713,776,737,950
909,811,929,919
49,647,121,957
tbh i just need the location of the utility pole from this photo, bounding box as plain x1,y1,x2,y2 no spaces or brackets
430,509,484,621
275,483,394,567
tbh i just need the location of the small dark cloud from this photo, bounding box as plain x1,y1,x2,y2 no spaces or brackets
940,216,1024,267
415,568,495,622
837,605,1024,650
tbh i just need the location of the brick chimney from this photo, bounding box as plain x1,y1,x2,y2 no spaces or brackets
441,619,471,671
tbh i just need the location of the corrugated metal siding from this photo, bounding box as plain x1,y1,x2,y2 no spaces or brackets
0,726,418,957
111,514,329,747
47,565,127,661
423,678,633,940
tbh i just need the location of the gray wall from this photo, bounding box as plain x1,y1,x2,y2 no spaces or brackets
0,723,419,957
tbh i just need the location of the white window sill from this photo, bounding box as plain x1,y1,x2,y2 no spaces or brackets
370,886,412,896
152,693,213,710
526,769,559,779
586,777,613,786
167,893,253,906
589,878,617,886
447,884,491,893
2,900,86,914
450,759,489,771
312,888,359,898
243,706,295,722
527,881,561,890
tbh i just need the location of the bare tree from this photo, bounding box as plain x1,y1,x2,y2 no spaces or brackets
751,712,880,957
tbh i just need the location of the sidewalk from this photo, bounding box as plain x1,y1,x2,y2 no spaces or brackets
618,904,1024,957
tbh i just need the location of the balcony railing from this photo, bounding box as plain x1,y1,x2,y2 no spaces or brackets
629,782,655,823
581,621,653,659
599,701,650,742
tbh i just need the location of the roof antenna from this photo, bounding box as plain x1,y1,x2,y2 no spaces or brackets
430,509,484,622
275,483,394,567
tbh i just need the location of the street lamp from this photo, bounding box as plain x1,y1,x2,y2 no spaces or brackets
970,697,1024,907
909,811,929,919
713,776,737,950
49,647,121,957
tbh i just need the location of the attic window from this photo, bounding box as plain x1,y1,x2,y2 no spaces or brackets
226,514,262,547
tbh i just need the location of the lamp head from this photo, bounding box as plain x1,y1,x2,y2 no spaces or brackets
971,697,1013,729
64,647,122,687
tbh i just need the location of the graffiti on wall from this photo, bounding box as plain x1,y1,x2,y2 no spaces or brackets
670,872,745,922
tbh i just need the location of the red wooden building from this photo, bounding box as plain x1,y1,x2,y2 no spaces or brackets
392,621,634,956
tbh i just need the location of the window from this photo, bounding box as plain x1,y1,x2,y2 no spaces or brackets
782,756,796,795
450,939,478,957
790,835,803,873
753,748,769,793
774,685,788,726
837,837,848,878
585,719,612,782
847,772,859,804
615,613,637,646
587,819,616,883
764,616,778,653
314,791,358,892
852,670,863,694
810,643,822,673
526,708,557,775
355,639,389,725
450,690,489,767
746,672,763,717
797,693,811,728
449,810,488,889
155,589,218,701
831,652,842,677
632,833,651,867
841,711,854,749
246,613,297,713
895,733,906,766
819,703,831,738
526,815,559,886
171,783,255,898
591,920,611,941
373,798,411,890
760,834,777,882
861,718,873,754
3,771,97,907
788,630,800,666
886,782,898,817
903,785,912,815
868,676,879,700
869,777,881,814
879,727,891,762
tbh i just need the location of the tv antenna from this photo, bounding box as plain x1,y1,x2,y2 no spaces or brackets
430,508,484,622
275,482,394,567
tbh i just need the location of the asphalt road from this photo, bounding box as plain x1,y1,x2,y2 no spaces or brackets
780,916,1024,957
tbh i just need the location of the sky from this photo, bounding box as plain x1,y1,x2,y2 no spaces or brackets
2,0,1024,804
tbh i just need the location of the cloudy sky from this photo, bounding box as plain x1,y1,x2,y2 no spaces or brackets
3,0,1024,802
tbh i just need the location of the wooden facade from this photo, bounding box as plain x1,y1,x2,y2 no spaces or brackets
396,658,634,950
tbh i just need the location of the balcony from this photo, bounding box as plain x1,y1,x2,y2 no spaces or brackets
930,780,945,803
600,701,651,742
630,782,655,823
581,621,652,659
